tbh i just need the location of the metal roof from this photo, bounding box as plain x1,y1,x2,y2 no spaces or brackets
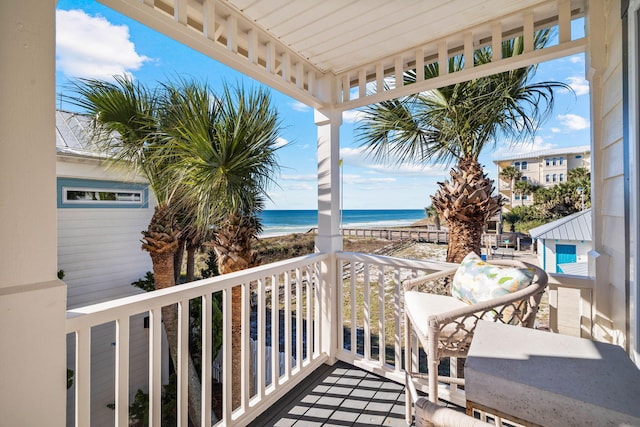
493,144,590,162
529,208,591,241
55,110,108,159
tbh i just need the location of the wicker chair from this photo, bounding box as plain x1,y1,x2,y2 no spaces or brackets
403,258,548,420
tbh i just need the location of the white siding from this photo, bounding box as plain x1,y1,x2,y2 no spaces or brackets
58,158,155,426
59,208,154,308
588,0,626,346
537,239,591,274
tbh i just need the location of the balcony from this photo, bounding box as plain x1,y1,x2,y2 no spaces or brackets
65,250,597,426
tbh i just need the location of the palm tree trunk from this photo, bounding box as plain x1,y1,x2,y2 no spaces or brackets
174,238,186,284
150,250,204,426
446,218,484,263
186,244,197,282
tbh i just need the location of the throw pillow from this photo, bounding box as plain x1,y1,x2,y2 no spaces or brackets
451,252,534,305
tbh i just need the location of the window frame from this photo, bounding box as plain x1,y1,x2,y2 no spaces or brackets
57,177,149,209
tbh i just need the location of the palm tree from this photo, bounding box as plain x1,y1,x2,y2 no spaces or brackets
357,30,568,262
69,76,205,425
513,180,539,206
499,165,522,205
424,204,441,230
502,211,521,232
158,82,282,410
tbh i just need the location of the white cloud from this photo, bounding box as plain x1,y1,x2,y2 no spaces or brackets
275,137,289,148
290,101,310,112
56,9,150,80
568,55,583,64
343,109,366,123
492,136,554,159
551,127,561,133
283,183,315,191
343,174,396,185
280,174,316,181
566,76,589,96
339,146,448,176
557,113,590,130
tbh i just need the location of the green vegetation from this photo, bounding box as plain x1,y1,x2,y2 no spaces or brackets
502,167,591,233
357,29,568,262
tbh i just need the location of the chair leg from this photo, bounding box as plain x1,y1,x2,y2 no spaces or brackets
428,333,439,403
405,314,413,424
428,357,439,403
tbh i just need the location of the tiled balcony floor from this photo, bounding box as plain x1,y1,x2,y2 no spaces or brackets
248,361,412,427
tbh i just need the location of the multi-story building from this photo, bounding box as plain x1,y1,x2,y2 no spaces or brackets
494,145,591,207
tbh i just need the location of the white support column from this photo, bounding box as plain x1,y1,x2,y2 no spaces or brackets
314,87,343,361
0,1,66,425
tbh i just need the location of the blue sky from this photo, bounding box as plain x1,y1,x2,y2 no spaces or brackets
55,0,591,210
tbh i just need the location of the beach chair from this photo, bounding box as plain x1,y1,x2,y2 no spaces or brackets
403,253,548,421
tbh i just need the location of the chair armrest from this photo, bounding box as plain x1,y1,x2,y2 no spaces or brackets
429,279,545,327
403,268,458,292
415,399,492,427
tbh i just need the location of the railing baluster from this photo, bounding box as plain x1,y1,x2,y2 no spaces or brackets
314,262,321,357
378,268,385,366
306,265,312,362
338,259,344,351
178,300,189,427
257,277,266,398
149,308,162,426
222,288,233,422
284,271,292,379
75,328,91,427
350,262,357,355
296,267,302,371
242,282,250,408
271,273,279,387
115,316,130,427
394,269,401,370
201,294,212,427
364,263,371,361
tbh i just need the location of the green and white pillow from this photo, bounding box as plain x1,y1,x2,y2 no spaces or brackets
451,252,534,305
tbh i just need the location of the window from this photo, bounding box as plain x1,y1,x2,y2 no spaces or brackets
553,174,557,182
552,157,557,166
560,173,564,182
546,174,550,182
515,195,520,200
559,157,564,165
575,155,582,159
57,177,148,209
523,194,528,200
546,158,550,166
521,161,528,170
515,161,521,169
521,176,528,181
64,188,142,203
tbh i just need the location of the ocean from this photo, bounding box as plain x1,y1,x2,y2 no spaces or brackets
258,209,426,237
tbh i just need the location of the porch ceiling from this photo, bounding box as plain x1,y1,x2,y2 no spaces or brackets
100,0,586,109
225,0,565,74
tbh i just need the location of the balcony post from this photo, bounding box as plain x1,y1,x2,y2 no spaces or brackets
0,0,66,425
315,105,343,363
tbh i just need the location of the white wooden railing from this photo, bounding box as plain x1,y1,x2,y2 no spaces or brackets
334,252,463,402
66,253,328,427
66,251,598,425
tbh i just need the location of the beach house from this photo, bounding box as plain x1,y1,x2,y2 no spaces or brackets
57,109,159,425
2,1,639,426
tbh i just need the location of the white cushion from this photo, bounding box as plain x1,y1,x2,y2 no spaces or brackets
405,291,470,339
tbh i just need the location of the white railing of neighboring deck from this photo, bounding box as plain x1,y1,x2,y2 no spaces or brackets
66,253,327,427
